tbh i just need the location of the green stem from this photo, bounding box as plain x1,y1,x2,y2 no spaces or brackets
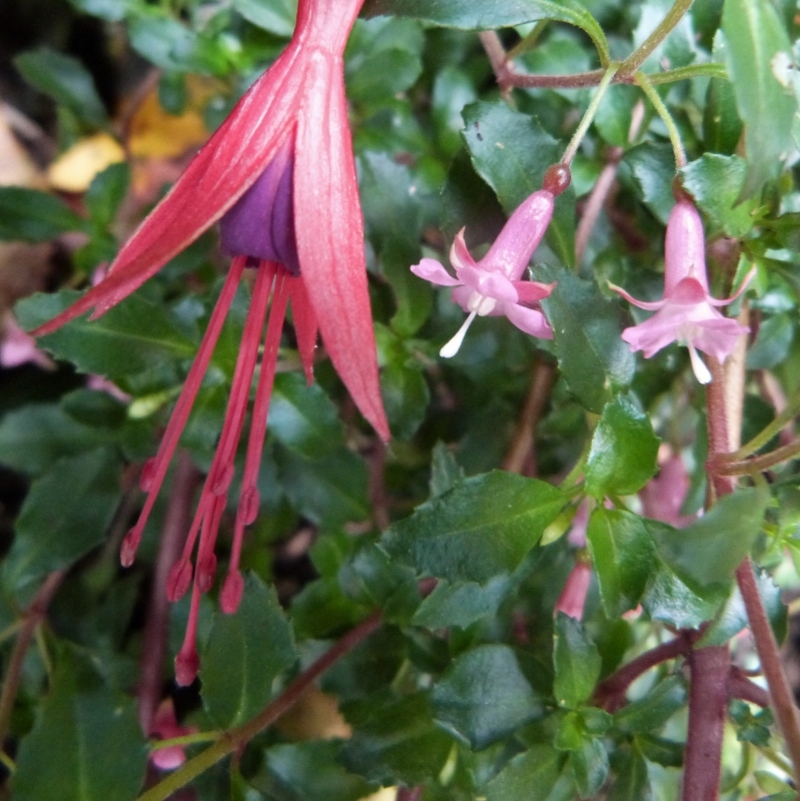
727,389,800,460
150,731,222,751
648,63,727,84
561,64,619,165
619,0,695,77
717,438,800,477
135,612,382,801
506,20,549,61
634,70,687,168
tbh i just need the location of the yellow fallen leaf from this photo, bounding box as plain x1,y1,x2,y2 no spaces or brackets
47,132,125,193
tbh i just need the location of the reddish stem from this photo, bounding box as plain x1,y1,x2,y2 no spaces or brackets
682,646,730,801
727,666,770,708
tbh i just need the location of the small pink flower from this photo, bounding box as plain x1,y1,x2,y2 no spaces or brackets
609,199,753,384
640,451,696,528
149,699,197,771
411,190,556,357
0,315,54,370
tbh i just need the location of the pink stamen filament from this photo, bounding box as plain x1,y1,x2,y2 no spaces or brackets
222,263,290,613
121,257,247,567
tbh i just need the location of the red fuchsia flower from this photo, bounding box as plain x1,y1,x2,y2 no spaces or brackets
30,0,388,685
555,561,592,620
411,189,557,357
609,198,753,385
149,699,198,771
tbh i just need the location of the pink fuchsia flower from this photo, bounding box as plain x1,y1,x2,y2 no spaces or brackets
609,199,753,385
639,450,696,528
1,314,54,370
555,561,592,620
31,0,388,686
411,189,557,357
149,699,197,771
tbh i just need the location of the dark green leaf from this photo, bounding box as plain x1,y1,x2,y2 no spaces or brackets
553,614,602,709
722,0,797,197
746,314,794,370
432,644,542,749
650,487,769,593
233,0,296,36
636,733,684,767
614,675,687,734
4,449,121,596
623,143,676,225
382,470,567,583
461,102,575,266
128,16,228,75
85,163,130,230
14,47,108,127
202,574,296,727
340,693,453,785
587,508,656,617
380,358,430,441
539,265,635,413
0,187,85,242
13,647,147,801
429,442,464,498
65,0,134,20
485,744,564,801
412,576,510,630
277,447,369,527
680,155,758,238
570,736,609,798
585,396,659,498
703,77,743,155
362,0,610,64
608,745,653,801
16,290,197,380
268,372,343,459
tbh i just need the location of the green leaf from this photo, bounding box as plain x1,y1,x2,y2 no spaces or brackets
585,396,659,498
746,313,794,370
277,447,369,527
614,675,687,734
553,614,602,709
623,143,676,225
4,449,121,596
412,576,510,630
650,487,769,593
85,163,130,230
0,187,86,242
570,736,609,798
201,574,296,727
429,442,464,498
381,470,567,582
14,47,108,127
587,508,656,617
703,73,743,155
362,0,610,64
608,745,653,801
381,358,430,441
16,290,197,381
680,155,758,238
268,373,344,459
13,647,147,801
339,693,453,785
432,644,542,749
539,265,635,413
461,102,575,266
485,744,565,801
233,0,296,36
259,741,371,801
65,0,134,20
636,733,684,767
722,0,797,197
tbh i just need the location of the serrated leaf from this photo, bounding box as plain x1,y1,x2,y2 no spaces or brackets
13,647,147,801
623,143,676,225
485,744,565,801
539,265,635,413
587,508,656,617
268,372,343,459
461,102,575,266
650,487,769,593
14,47,108,127
680,155,758,238
4,448,121,596
432,644,542,749
202,574,296,727
553,614,602,708
614,675,687,734
412,575,510,630
16,289,197,380
585,396,659,498
340,693,453,785
0,187,86,242
722,0,797,197
382,470,567,583
362,0,609,64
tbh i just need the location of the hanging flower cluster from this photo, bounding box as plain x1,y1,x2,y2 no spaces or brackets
31,0,387,685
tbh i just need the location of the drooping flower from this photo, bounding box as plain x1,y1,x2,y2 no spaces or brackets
149,699,198,771
31,0,388,685
554,560,592,621
639,450,696,528
411,189,557,357
609,198,752,384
